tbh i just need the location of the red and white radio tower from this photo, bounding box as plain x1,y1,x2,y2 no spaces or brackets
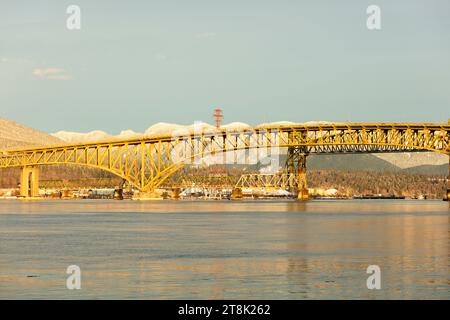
213,107,223,129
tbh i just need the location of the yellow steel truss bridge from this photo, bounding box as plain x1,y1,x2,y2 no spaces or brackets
1,122,449,199
235,173,299,190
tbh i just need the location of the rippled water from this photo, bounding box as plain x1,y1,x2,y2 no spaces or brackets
0,199,448,299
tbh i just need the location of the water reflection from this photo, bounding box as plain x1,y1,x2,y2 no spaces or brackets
0,200,448,299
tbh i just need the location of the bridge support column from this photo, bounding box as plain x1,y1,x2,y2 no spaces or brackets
61,189,72,199
172,188,181,200
113,188,124,200
286,147,309,201
297,154,309,201
19,166,40,198
231,187,243,200
446,156,450,201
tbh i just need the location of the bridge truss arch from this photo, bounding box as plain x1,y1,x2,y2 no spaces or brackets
0,123,449,193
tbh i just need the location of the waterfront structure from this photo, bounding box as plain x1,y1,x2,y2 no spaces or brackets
1,122,449,199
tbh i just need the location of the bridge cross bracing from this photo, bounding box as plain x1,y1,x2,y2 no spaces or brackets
0,122,449,199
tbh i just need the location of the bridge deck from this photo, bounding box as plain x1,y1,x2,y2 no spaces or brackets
2,122,449,153
1,122,449,193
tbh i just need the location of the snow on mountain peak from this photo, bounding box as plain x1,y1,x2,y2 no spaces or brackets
52,130,111,143
221,122,252,131
144,122,185,137
46,120,448,168
52,121,341,143
117,130,141,139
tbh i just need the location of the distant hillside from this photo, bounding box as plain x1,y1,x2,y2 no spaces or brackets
403,163,447,175
308,154,447,175
308,170,446,199
374,152,448,169
269,153,401,172
307,154,400,172
0,118,115,188
0,117,63,149
271,153,445,175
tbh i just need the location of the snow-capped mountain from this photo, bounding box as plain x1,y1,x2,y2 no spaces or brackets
116,130,141,140
50,121,448,171
222,122,253,131
144,122,217,137
52,122,257,144
51,130,112,143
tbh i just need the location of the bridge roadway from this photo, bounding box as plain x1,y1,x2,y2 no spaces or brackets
1,122,449,199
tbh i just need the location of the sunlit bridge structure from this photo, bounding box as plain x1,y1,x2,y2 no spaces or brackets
162,175,238,189
235,173,299,190
1,122,449,199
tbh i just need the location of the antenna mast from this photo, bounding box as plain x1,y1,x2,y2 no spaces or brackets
213,107,223,129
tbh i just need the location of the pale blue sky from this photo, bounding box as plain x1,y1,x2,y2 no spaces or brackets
1,0,449,133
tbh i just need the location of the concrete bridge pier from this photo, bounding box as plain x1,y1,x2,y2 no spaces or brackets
286,146,309,201
296,153,309,201
446,156,450,201
172,188,181,200
19,165,40,198
231,187,243,200
113,188,124,200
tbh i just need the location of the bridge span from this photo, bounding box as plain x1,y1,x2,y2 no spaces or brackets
1,122,449,199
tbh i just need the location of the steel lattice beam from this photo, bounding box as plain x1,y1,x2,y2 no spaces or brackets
1,122,449,191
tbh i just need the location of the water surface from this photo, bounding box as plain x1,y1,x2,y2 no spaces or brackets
0,199,448,299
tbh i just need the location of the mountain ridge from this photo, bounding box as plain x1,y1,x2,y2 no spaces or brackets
0,117,63,149
1,118,447,174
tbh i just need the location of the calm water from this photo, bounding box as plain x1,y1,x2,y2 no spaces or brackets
0,199,448,299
